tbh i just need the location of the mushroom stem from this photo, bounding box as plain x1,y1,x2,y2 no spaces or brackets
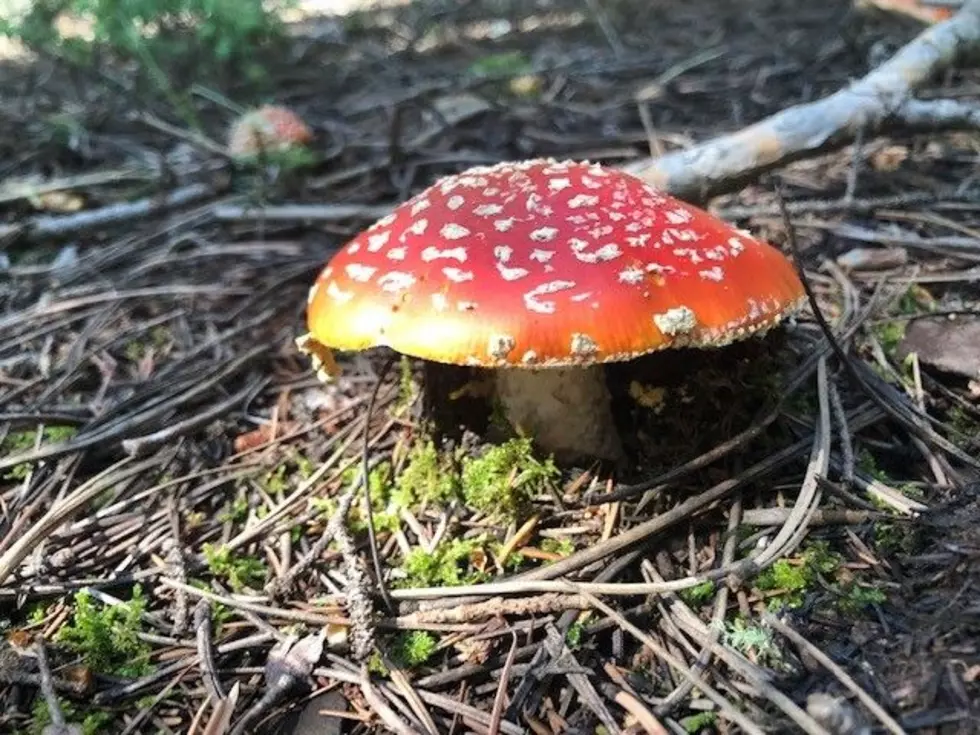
493,365,624,464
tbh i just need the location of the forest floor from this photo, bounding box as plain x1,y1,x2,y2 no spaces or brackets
1,0,979,733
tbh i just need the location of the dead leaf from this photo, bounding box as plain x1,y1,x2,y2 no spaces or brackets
896,316,980,380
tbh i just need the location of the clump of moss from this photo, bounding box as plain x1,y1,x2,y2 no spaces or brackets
540,537,576,558
393,440,460,508
679,580,716,607
29,698,112,735
391,630,438,668
202,544,267,592
56,587,152,677
2,426,77,479
398,538,490,588
723,618,782,667
838,583,887,614
461,437,559,519
755,541,841,609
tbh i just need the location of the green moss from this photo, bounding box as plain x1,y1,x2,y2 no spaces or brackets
219,496,250,524
393,441,460,508
391,630,438,668
1,426,77,480
202,544,267,592
680,711,718,733
565,620,587,649
56,587,152,677
460,438,559,519
755,542,841,609
872,321,906,356
540,537,575,557
678,580,716,607
873,520,922,555
467,51,533,78
398,538,490,588
723,618,782,666
29,698,112,735
342,461,401,534
367,650,389,677
838,583,887,614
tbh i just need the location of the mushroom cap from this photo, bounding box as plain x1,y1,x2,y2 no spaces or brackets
303,159,805,369
228,105,313,158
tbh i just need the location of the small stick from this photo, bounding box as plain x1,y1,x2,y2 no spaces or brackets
195,599,225,702
33,638,77,733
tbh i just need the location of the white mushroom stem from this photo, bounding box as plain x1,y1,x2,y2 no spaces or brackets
493,365,625,464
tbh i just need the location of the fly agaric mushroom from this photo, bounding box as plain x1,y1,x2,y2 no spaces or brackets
227,105,313,160
297,159,805,463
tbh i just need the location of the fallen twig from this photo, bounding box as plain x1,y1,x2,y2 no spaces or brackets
623,1,980,200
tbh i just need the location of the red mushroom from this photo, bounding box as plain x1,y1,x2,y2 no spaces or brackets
298,159,805,463
227,105,313,161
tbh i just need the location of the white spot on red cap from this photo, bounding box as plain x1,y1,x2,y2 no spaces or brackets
580,176,602,189
524,280,576,314
447,195,465,211
521,350,538,364
496,263,530,281
488,334,516,360
474,203,503,216
345,263,377,282
666,207,693,224
494,245,513,262
530,227,559,242
421,246,467,262
410,198,431,215
377,272,416,292
699,266,725,282
570,292,593,302
530,249,554,262
618,266,645,285
728,237,746,256
432,293,448,311
548,177,571,192
347,242,361,254
387,247,407,260
367,231,390,251
654,306,697,336
568,194,599,209
572,242,622,264
494,218,516,232
570,333,598,357
407,219,428,236
443,267,474,283
440,223,471,240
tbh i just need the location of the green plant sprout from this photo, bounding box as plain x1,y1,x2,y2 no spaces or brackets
398,538,491,588
755,542,841,609
202,544,267,592
56,587,152,677
391,630,438,668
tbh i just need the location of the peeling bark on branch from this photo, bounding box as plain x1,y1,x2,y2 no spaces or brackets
624,0,980,202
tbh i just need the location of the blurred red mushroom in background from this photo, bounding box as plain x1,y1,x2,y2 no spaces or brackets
856,0,957,23
227,105,313,162
297,159,805,465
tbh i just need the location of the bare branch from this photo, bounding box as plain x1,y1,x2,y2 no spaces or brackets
623,1,980,201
